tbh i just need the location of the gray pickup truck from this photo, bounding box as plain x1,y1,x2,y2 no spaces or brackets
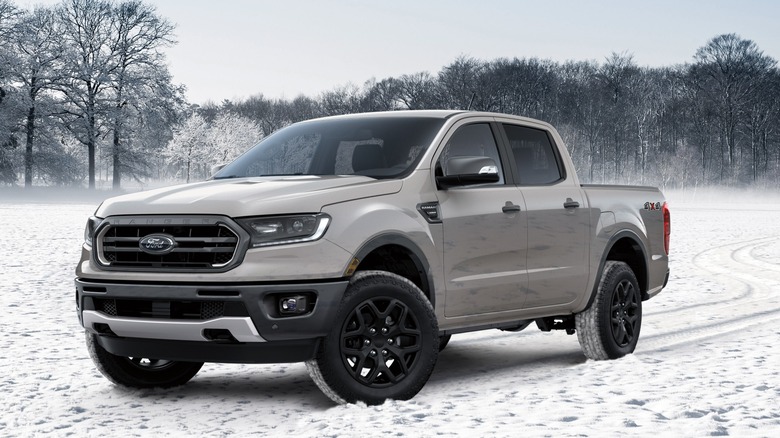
76,110,670,404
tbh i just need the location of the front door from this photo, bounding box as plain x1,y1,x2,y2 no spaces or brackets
437,122,529,317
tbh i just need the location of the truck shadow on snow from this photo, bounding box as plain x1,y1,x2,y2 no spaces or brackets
428,338,587,385
131,335,586,407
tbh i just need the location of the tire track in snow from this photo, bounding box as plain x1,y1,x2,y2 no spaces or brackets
640,235,780,353
644,236,780,317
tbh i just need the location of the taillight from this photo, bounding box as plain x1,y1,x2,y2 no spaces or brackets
662,202,670,255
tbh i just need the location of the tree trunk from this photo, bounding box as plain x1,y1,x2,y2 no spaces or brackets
88,112,96,189
112,128,121,189
24,105,35,188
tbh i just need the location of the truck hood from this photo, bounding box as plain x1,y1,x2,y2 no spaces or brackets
95,175,402,218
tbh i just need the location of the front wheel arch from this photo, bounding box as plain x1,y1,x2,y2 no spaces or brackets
352,234,435,305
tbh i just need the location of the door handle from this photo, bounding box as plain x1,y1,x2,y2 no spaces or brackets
563,198,580,209
502,202,521,213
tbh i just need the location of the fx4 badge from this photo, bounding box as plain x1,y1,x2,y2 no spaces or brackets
644,202,662,211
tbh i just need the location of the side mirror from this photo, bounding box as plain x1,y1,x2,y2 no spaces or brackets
210,163,227,177
436,156,500,189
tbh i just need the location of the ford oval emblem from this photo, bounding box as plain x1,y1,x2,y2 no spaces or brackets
139,234,176,255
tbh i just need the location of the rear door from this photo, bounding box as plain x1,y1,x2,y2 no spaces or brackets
436,120,529,317
498,122,591,308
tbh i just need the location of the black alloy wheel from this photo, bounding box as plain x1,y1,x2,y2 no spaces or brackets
340,296,422,387
609,278,640,347
306,271,438,405
575,261,643,360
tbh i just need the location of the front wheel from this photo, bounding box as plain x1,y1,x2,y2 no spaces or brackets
575,261,642,360
306,271,439,405
86,332,203,388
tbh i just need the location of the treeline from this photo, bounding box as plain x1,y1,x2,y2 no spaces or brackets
0,0,179,188
2,0,779,189
188,33,780,188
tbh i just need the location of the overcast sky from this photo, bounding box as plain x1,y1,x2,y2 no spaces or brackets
16,0,780,104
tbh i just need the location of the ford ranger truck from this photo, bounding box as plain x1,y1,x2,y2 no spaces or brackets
76,110,670,404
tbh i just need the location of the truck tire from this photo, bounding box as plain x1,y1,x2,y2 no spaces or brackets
575,261,642,360
86,332,203,388
306,271,439,405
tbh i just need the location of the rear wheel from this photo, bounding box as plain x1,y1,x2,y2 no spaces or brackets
575,261,642,360
306,271,439,404
86,332,203,388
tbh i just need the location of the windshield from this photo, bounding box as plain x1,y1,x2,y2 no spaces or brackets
213,116,446,180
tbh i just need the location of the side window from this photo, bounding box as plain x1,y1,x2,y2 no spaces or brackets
437,123,504,185
503,124,563,185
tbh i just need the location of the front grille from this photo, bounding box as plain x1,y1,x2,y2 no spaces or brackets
97,217,241,271
93,298,245,320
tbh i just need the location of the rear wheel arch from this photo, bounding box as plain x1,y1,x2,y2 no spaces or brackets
587,231,649,309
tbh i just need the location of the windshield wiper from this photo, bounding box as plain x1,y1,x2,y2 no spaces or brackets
212,175,241,180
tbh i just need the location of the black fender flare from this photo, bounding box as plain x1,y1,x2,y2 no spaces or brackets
352,233,435,307
583,229,649,311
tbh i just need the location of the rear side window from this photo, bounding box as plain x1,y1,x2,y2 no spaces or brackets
503,124,563,185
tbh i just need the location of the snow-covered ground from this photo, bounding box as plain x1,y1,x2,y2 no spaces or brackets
2,189,780,437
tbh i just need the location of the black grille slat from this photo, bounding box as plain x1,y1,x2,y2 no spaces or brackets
103,246,235,254
102,247,149,252
174,237,237,244
102,237,143,243
98,219,240,270
172,247,235,253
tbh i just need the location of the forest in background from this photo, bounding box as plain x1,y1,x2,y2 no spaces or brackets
2,0,779,190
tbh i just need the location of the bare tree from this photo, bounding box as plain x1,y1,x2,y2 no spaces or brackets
361,77,401,111
394,72,436,110
5,6,65,187
319,83,363,116
58,0,116,189
108,0,175,189
0,0,20,184
437,56,489,110
165,111,261,182
690,34,777,180
164,111,208,183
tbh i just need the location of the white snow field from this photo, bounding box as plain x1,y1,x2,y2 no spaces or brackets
2,189,780,437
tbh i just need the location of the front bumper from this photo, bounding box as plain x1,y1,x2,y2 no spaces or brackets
76,277,349,363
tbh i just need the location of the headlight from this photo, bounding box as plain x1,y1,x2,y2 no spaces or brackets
84,216,103,247
237,214,331,247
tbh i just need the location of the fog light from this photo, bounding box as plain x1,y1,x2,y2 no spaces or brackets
279,296,307,315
